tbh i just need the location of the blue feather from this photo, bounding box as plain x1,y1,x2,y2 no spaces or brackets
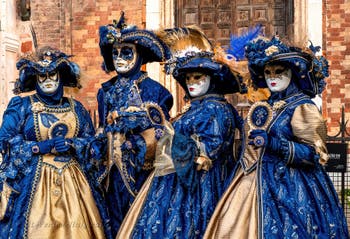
308,41,321,54
116,11,125,29
226,25,262,60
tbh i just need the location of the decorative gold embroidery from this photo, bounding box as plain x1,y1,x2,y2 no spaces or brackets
272,100,287,111
265,45,279,56
31,102,46,113
247,101,273,131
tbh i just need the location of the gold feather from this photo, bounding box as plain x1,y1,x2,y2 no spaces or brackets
156,25,212,54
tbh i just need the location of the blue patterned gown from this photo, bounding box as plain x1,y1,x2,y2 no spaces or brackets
117,94,242,239
204,91,349,239
0,94,112,239
97,71,173,237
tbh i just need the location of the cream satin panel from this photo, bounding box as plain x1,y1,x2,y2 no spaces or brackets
27,157,105,239
116,171,155,238
203,168,258,239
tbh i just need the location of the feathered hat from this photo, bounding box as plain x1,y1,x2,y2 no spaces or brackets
157,26,247,95
99,11,172,73
14,46,81,94
245,36,328,97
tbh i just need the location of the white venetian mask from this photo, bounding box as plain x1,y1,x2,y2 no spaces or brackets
264,64,292,92
113,43,139,74
37,71,60,94
186,72,211,97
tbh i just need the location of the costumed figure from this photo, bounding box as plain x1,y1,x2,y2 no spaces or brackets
97,12,173,236
116,27,247,238
204,36,349,238
0,47,112,239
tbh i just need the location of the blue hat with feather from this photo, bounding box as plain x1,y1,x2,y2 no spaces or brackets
172,50,247,95
160,26,262,95
245,36,328,97
14,46,81,94
99,11,172,73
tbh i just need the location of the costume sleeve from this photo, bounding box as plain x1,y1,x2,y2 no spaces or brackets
172,102,234,189
140,78,173,120
191,103,233,161
69,100,107,182
283,103,328,167
157,87,173,120
0,97,26,141
0,97,37,213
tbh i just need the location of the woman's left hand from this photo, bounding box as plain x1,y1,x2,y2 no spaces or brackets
248,129,268,148
53,137,72,153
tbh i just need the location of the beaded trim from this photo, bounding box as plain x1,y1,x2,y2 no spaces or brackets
23,156,43,238
247,101,273,131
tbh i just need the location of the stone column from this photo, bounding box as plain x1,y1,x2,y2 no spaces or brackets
0,0,21,123
145,0,177,116
293,0,308,46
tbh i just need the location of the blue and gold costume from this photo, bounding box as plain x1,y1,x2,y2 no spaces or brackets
97,12,173,237
0,48,111,239
117,48,246,238
204,37,349,238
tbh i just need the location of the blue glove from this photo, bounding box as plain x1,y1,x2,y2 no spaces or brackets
248,129,281,153
54,137,72,153
33,139,56,154
248,129,268,147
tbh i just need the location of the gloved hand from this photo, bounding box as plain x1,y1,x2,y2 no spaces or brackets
248,129,268,147
248,129,281,153
33,139,56,154
53,137,72,153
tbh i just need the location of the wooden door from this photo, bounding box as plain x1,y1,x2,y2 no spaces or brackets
174,0,293,113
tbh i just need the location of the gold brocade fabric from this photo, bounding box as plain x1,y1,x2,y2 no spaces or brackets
204,103,328,238
27,98,105,238
116,171,155,239
203,167,258,239
203,114,260,239
241,122,262,171
27,157,105,239
291,104,328,164
116,122,176,238
0,182,18,220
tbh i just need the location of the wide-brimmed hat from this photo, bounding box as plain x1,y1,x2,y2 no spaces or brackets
14,46,81,94
99,11,171,73
172,50,247,95
245,36,328,97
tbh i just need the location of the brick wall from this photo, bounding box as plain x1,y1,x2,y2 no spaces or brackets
324,0,350,135
28,0,145,113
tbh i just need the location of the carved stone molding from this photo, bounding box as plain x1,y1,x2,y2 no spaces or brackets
2,33,20,53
